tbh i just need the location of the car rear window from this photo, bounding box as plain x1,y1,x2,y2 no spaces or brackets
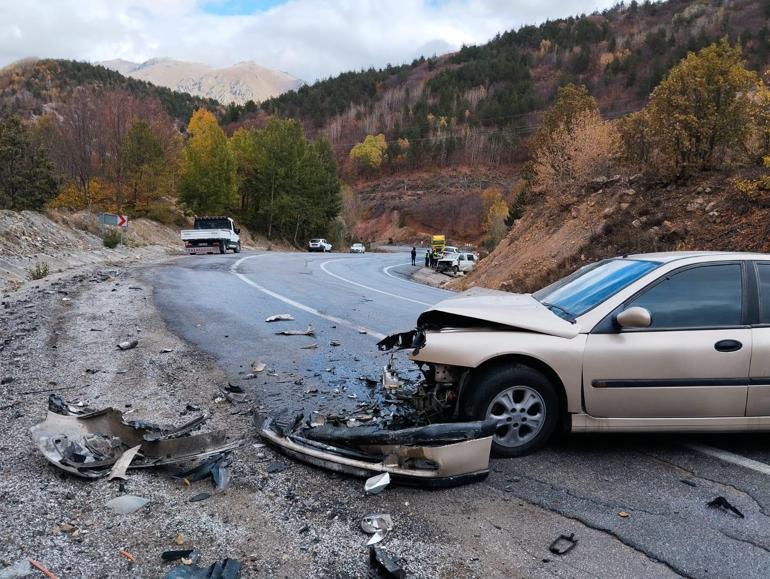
194,218,230,230
534,259,660,320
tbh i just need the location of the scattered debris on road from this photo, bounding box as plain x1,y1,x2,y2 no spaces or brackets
361,513,393,546
275,324,315,336
117,340,139,351
365,472,390,495
107,444,141,480
548,533,577,555
30,395,241,479
707,496,744,518
106,495,150,515
265,314,295,322
28,559,58,579
369,546,407,578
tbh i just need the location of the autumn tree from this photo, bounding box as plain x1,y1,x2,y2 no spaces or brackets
0,113,59,210
179,109,237,215
481,187,509,251
122,120,165,207
644,39,759,177
349,134,387,172
531,87,619,193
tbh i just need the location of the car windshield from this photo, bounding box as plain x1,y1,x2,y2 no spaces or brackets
310,239,322,243
533,259,660,321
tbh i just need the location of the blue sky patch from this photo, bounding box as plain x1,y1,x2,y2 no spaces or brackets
201,0,286,16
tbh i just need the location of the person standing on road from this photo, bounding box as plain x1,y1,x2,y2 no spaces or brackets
424,249,430,267
411,246,417,266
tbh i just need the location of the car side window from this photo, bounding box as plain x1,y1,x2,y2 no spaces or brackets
756,263,770,323
627,264,742,329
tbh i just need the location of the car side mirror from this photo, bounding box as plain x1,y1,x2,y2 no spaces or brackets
615,307,652,329
234,228,240,234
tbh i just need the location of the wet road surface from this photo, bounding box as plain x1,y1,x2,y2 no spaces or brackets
150,250,770,578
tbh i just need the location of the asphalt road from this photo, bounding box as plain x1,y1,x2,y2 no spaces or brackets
149,250,770,578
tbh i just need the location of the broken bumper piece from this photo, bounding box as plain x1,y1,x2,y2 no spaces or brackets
31,397,241,478
259,417,495,488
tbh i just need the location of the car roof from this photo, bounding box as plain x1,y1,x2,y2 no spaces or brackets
623,251,770,263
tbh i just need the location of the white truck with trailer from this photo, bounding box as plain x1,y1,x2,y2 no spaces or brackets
181,216,241,254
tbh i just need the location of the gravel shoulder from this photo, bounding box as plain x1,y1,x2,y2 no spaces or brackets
0,260,675,578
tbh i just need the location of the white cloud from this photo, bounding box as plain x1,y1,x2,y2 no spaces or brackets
0,0,619,82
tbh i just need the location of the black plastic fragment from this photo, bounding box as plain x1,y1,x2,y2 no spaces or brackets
369,546,407,578
266,461,290,474
161,549,195,562
707,496,744,518
548,533,577,555
174,455,224,483
305,419,498,446
190,492,211,502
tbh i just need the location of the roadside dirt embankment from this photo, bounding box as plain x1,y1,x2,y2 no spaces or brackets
0,209,269,289
454,171,763,293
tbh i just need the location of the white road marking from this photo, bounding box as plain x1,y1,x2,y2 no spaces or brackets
231,254,386,340
684,443,770,477
320,258,434,307
382,262,453,294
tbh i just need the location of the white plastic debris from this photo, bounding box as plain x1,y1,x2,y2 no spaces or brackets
265,314,295,322
117,340,138,351
251,362,266,373
365,472,390,495
107,445,142,481
106,495,149,514
361,513,393,546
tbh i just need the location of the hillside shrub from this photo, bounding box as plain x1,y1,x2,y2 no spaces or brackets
102,229,122,248
26,262,49,280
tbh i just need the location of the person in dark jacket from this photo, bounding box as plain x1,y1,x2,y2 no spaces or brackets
424,249,430,267
411,246,417,266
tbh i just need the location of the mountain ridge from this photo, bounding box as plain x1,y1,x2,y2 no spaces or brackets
98,57,302,105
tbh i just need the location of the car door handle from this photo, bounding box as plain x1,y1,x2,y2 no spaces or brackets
714,340,743,352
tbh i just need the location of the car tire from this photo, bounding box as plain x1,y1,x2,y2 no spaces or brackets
452,265,459,275
234,242,241,254
461,364,559,458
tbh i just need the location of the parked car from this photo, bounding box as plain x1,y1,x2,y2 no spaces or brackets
380,252,770,457
436,252,477,274
181,216,240,254
350,243,366,254
308,238,332,252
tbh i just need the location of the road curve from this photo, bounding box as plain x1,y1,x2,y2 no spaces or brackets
147,250,770,578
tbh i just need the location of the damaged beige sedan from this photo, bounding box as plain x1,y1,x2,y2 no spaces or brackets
380,252,770,457
262,252,770,487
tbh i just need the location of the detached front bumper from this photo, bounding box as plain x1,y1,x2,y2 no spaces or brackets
259,417,495,488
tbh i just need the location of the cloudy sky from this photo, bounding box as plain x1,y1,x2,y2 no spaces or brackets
0,0,619,82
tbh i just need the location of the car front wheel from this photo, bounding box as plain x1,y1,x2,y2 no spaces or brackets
461,365,559,457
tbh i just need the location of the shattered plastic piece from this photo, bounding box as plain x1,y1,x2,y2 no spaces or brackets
31,398,240,479
251,362,266,373
164,558,241,579
119,550,135,562
117,340,138,351
189,492,210,502
365,473,390,495
0,559,33,579
266,461,290,474
300,344,318,349
361,514,393,546
276,325,315,336
369,546,406,579
161,550,195,562
106,495,149,514
309,414,326,428
212,461,231,491
265,314,294,322
548,533,577,555
330,340,341,347
618,511,629,518
707,496,744,518
107,445,142,481
161,348,174,354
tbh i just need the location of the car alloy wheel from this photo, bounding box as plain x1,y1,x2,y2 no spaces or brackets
486,385,546,448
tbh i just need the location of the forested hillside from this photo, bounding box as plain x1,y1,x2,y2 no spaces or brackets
3,0,770,256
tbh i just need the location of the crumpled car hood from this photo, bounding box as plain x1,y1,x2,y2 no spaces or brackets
418,287,580,339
